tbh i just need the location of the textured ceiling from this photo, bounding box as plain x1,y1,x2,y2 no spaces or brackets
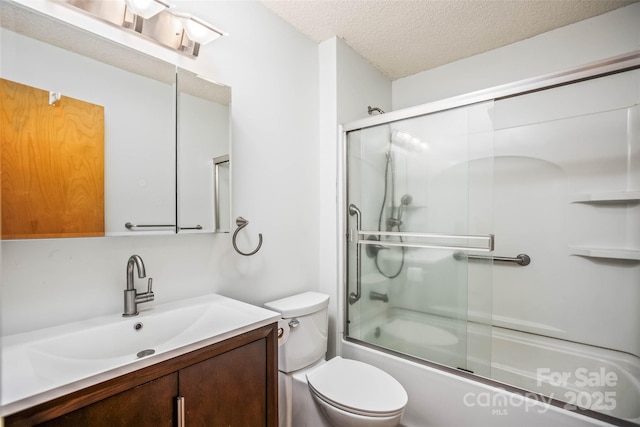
262,0,637,80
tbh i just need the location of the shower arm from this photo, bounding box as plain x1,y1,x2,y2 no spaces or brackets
348,204,363,304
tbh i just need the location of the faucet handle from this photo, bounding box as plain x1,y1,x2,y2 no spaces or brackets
146,278,153,294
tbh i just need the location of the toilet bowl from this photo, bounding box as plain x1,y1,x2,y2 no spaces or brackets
265,292,408,427
307,357,407,427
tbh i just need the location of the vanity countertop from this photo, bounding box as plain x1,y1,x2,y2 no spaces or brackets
1,294,281,416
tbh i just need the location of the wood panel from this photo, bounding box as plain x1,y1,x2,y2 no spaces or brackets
179,339,267,426
38,374,178,427
1,78,104,239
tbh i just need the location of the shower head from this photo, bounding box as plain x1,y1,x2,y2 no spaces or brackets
368,106,385,115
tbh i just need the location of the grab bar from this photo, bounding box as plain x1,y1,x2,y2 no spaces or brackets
348,204,362,304
125,222,175,230
357,230,495,252
453,252,531,266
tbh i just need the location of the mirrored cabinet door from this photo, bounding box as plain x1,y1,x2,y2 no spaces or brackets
1,2,178,238
105,59,177,236
1,3,233,239
176,68,231,233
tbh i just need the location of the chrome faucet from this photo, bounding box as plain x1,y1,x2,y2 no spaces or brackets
123,255,154,317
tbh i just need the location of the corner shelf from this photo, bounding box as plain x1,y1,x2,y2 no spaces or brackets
569,246,640,261
569,191,640,204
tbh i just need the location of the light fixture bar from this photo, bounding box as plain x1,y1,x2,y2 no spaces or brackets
59,0,226,57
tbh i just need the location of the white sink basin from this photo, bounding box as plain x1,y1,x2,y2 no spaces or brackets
29,302,211,361
1,294,280,414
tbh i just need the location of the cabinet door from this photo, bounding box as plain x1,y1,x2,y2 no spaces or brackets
176,68,230,234
38,373,178,427
105,64,176,236
179,339,267,426
2,14,177,238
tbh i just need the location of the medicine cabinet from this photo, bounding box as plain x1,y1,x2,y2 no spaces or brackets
0,1,231,239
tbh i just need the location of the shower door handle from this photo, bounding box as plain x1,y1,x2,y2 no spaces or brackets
357,230,495,252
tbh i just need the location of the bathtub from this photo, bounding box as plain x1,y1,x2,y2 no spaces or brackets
345,308,640,425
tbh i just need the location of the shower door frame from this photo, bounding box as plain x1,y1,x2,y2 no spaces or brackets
339,50,640,426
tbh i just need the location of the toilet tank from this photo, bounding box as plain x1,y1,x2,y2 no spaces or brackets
265,292,330,373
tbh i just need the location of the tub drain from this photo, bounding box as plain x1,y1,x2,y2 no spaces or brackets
136,349,155,358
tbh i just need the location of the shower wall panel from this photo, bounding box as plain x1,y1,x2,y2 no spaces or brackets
490,70,640,357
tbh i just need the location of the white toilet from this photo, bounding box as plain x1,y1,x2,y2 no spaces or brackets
265,292,408,427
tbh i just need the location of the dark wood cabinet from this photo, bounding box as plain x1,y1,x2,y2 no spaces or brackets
4,324,278,427
180,339,267,426
39,374,178,427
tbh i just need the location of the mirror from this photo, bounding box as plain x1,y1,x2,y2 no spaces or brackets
176,68,231,233
0,1,231,238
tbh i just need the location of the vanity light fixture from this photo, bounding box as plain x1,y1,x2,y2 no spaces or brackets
59,0,226,57
123,0,171,20
171,13,225,45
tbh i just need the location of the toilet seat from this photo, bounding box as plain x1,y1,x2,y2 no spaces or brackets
306,357,408,417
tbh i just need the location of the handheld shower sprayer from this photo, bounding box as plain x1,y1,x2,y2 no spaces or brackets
387,194,412,228
372,127,423,279
397,194,413,223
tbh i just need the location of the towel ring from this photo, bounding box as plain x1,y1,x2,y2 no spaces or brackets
232,217,263,256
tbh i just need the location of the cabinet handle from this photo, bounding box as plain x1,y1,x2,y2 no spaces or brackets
125,222,176,230
176,396,185,427
178,225,203,231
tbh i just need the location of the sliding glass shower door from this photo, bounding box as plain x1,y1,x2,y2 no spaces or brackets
344,63,640,423
345,101,495,375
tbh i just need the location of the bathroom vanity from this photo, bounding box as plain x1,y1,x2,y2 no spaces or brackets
1,295,280,426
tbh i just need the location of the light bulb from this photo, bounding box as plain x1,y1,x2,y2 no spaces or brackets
124,0,169,19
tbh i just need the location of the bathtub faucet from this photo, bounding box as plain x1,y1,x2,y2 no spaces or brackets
370,291,389,303
123,255,154,317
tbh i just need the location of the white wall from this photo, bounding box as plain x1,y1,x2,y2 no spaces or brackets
393,2,640,109
1,0,320,335
318,36,391,357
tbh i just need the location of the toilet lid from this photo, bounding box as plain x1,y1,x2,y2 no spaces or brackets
306,357,408,416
